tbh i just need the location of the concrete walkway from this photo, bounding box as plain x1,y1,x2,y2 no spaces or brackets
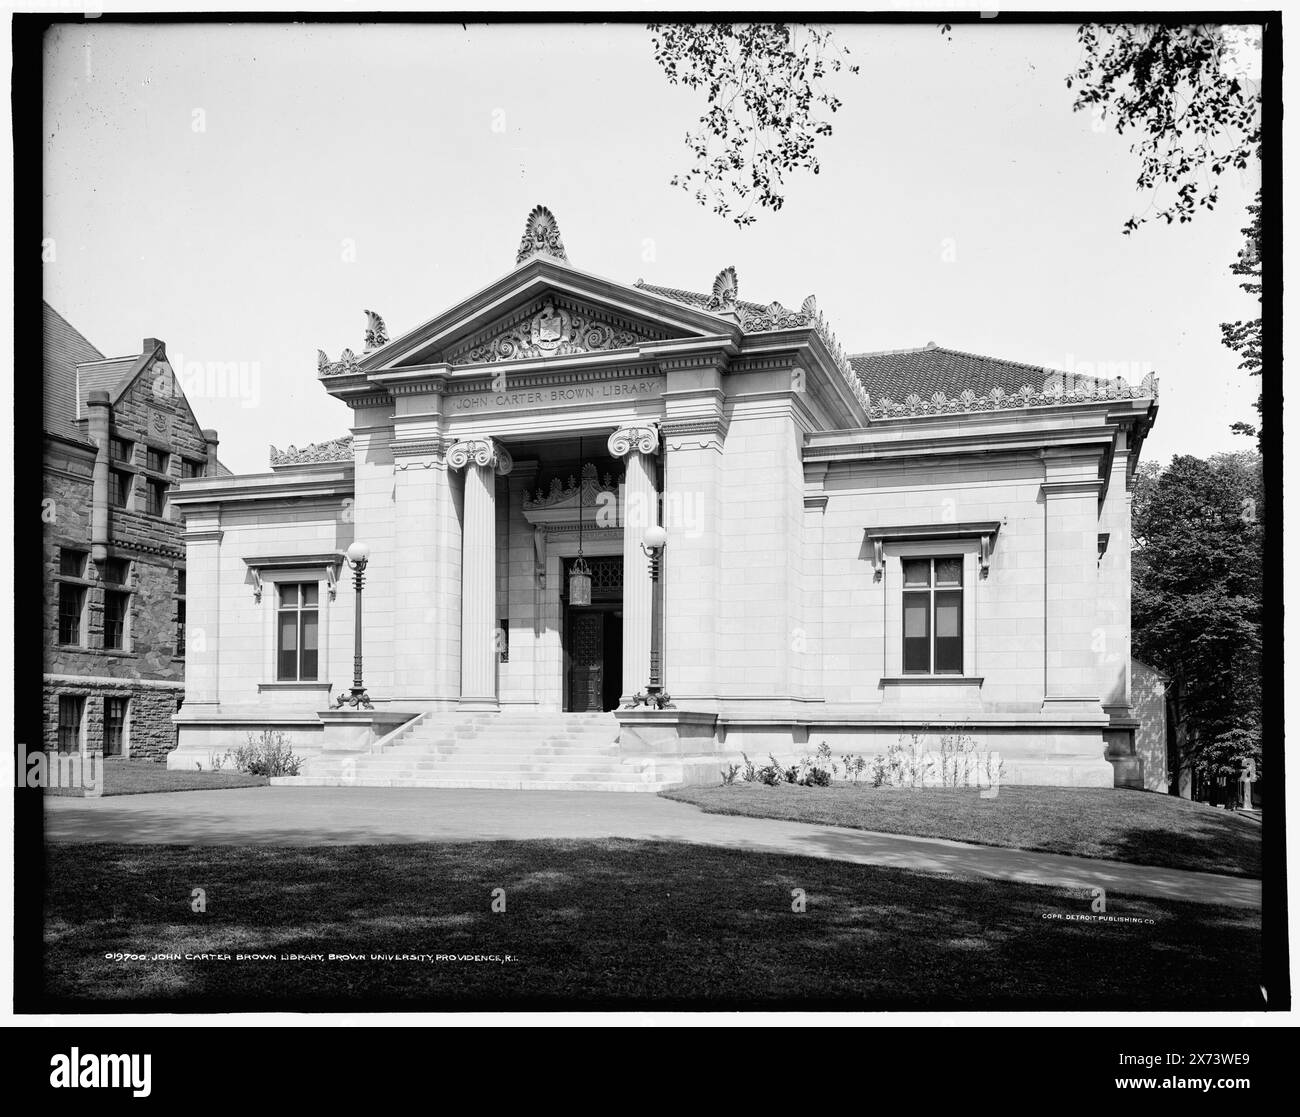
44,787,1261,909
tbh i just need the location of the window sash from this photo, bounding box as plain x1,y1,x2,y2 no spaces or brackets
146,479,166,517
110,470,132,508
101,558,129,585
110,438,133,463
276,582,320,681
146,448,168,474
176,599,186,657
901,557,963,675
105,698,127,755
104,591,128,650
57,697,83,754
59,549,87,577
58,585,83,644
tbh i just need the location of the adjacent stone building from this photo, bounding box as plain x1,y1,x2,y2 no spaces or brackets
168,208,1159,790
43,302,228,763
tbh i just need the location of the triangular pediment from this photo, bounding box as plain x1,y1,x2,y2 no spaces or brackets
357,256,738,373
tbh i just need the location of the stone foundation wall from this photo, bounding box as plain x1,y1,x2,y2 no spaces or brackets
43,678,184,761
620,715,1115,788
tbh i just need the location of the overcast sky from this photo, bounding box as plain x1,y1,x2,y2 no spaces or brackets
43,20,1261,474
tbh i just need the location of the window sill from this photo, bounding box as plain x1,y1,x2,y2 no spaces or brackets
258,681,331,692
881,676,984,686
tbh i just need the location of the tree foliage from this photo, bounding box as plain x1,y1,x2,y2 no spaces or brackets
647,23,858,226
1220,192,1263,439
1131,453,1263,783
1065,24,1262,234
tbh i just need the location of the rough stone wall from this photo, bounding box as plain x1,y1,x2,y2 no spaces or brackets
42,678,183,759
42,352,208,761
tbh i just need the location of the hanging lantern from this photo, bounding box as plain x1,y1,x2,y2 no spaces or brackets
569,555,592,606
569,434,592,606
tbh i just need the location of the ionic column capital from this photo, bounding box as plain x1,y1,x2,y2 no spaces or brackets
607,424,659,459
447,437,514,475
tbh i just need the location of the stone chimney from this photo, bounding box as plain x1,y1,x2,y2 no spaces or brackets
202,429,220,476
87,389,112,562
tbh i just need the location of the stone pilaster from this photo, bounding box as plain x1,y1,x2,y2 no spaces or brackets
1097,428,1133,713
501,460,539,705
608,424,660,702
448,437,513,710
182,513,223,709
659,358,727,704
1041,450,1106,717
392,435,461,703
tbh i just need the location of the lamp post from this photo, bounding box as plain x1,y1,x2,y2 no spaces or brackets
626,524,675,709
334,540,373,710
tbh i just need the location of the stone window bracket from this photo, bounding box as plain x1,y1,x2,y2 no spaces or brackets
533,525,547,587
865,520,1003,582
243,553,345,603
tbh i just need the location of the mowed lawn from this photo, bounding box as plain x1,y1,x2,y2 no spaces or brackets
661,785,1262,878
100,760,268,796
45,841,1260,1010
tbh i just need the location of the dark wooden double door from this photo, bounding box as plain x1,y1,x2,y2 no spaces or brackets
565,605,623,712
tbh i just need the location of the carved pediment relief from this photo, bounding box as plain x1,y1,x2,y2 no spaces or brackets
521,462,623,529
445,295,674,366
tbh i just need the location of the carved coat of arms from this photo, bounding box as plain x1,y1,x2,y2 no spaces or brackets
529,301,572,353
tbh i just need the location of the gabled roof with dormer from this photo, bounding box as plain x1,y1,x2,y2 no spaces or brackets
44,302,106,444
43,300,235,472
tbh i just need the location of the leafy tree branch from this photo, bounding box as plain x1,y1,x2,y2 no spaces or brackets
648,23,858,227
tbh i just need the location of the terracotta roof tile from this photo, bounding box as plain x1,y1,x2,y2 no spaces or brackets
848,346,1072,401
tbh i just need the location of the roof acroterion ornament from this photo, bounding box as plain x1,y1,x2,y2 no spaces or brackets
364,310,389,351
515,205,569,267
707,266,739,314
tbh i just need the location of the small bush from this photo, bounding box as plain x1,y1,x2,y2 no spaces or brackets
720,763,741,786
801,766,832,788
740,752,758,783
756,759,784,786
870,755,887,788
230,730,304,777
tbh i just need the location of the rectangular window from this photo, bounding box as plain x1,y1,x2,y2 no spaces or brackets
176,568,186,595
110,469,132,508
146,478,167,517
901,557,963,675
176,598,186,657
276,582,319,681
104,591,129,650
58,584,84,644
146,447,169,474
110,437,133,463
104,697,128,756
57,696,84,754
181,458,203,479
101,558,129,585
59,548,87,577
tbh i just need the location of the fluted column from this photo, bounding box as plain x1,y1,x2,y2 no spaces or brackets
448,438,513,710
608,425,660,702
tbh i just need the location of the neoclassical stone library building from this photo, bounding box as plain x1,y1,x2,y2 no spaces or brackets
170,207,1159,790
